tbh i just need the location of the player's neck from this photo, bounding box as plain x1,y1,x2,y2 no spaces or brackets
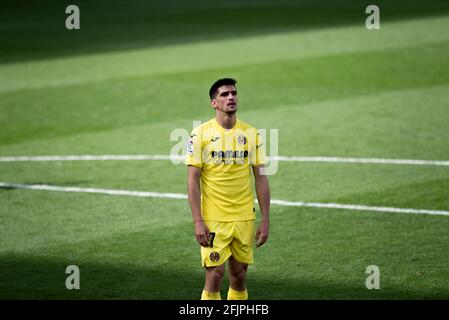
215,113,236,130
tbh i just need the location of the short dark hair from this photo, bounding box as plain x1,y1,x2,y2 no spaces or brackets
209,78,237,100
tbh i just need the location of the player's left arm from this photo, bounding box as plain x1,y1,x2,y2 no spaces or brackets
252,164,270,247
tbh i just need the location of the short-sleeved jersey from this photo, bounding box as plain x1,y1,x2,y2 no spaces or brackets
185,118,265,221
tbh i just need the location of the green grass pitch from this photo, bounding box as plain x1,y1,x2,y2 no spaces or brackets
1,0,449,299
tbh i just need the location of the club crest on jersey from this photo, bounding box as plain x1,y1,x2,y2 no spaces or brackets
237,136,247,145
210,252,220,262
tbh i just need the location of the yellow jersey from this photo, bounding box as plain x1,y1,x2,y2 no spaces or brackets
185,118,265,221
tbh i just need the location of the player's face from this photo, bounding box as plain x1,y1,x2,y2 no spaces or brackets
212,85,238,114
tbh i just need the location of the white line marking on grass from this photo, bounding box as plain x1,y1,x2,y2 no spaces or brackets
269,199,449,217
273,156,449,166
0,155,448,166
0,182,187,200
0,155,177,162
1,182,448,217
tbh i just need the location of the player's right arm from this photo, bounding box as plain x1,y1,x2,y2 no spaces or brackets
187,165,210,247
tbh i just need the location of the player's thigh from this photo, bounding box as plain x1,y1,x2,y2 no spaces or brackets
205,263,225,278
228,255,248,277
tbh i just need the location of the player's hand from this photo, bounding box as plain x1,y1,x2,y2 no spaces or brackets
195,221,210,247
255,221,269,247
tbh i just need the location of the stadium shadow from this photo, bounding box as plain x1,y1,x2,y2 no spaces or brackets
246,275,443,300
0,253,202,299
0,254,443,299
2,0,449,64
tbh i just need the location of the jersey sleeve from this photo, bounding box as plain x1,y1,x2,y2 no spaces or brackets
185,128,203,168
254,130,266,166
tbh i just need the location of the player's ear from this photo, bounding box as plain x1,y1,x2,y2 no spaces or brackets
211,99,217,110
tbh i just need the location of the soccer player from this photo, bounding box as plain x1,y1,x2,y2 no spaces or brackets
186,78,270,300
